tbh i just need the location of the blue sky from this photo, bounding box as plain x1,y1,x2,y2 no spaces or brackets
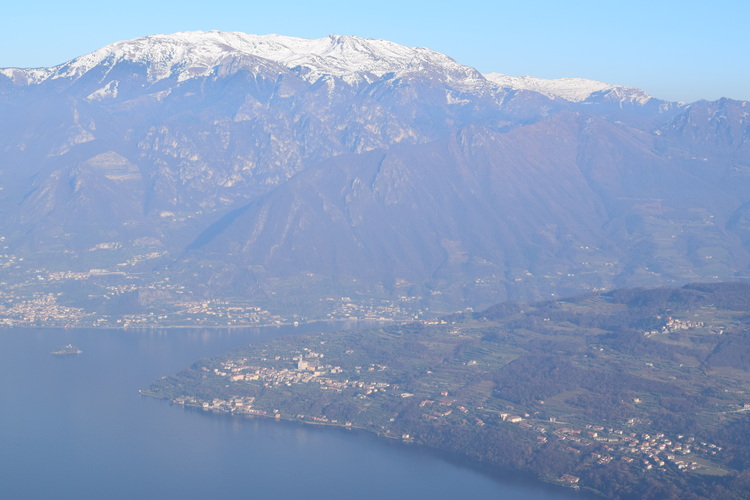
1,0,748,102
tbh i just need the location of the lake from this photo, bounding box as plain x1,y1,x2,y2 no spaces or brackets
0,325,582,499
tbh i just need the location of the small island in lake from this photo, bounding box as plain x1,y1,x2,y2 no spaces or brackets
51,344,82,356
144,283,750,499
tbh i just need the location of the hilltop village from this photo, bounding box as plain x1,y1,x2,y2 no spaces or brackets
145,284,750,499
160,345,726,484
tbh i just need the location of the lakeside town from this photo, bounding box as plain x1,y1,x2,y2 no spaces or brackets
144,299,747,497
174,352,728,478
0,251,426,328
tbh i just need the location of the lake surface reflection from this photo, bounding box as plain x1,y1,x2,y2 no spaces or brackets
0,325,581,499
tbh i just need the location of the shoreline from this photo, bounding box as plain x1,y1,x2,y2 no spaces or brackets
140,390,595,499
0,317,399,332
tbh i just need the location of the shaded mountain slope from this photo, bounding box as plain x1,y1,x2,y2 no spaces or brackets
183,110,750,308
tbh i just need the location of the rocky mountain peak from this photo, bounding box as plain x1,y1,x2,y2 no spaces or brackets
1,31,485,88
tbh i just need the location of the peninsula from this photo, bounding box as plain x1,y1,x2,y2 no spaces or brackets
144,282,750,499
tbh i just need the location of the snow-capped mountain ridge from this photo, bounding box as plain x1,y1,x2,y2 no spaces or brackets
0,31,484,87
0,31,660,103
483,72,652,104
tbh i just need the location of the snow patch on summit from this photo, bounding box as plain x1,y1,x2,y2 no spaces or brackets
0,67,54,85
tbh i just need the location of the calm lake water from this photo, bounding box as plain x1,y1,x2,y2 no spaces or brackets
0,325,581,500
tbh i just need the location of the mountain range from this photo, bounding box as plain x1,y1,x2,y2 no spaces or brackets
1,31,749,319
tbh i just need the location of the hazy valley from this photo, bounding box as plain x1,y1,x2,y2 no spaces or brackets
1,32,749,326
